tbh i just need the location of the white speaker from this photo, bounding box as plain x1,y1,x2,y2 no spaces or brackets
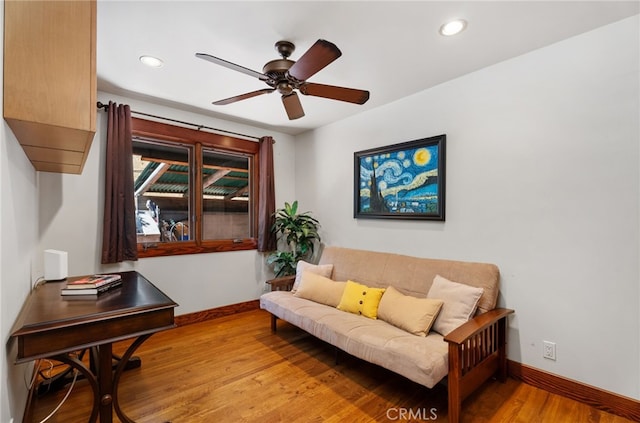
44,249,68,281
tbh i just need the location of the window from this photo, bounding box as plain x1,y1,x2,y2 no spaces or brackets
131,118,260,257
201,148,252,241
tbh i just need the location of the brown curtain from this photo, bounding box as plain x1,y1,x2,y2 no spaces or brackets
101,102,138,263
257,136,277,252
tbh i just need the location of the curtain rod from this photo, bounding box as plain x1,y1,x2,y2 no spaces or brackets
96,101,262,141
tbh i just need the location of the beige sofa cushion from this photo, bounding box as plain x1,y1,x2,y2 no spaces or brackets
260,290,449,389
293,271,346,307
427,275,484,336
318,246,499,314
378,286,444,336
291,260,334,293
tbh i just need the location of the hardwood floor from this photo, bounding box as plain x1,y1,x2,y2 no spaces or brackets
29,309,634,423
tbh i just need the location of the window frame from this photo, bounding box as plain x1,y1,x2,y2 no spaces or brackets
131,117,260,258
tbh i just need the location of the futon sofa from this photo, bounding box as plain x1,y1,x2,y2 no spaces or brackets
259,246,513,422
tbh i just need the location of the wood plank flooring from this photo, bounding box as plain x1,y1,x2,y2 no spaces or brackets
28,309,634,423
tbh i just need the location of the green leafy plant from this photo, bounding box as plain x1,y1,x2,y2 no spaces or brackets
267,201,321,277
265,251,297,278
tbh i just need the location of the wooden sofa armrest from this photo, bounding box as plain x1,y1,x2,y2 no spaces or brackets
443,308,514,423
444,308,514,344
266,275,296,291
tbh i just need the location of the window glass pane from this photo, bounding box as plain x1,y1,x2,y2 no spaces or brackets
133,140,191,243
202,148,251,240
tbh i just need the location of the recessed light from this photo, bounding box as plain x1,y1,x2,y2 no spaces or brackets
439,19,467,36
139,55,164,68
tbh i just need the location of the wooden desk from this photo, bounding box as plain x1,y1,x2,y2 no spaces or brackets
11,271,178,423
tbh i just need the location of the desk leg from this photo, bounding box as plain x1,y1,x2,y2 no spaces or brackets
97,343,114,423
38,338,147,423
112,334,153,423
32,337,152,423
51,354,100,423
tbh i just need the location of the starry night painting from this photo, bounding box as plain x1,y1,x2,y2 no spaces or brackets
354,135,446,220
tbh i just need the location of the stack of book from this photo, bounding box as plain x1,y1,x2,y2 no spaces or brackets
60,274,123,296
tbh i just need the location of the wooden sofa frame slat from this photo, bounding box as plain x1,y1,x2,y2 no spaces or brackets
444,308,514,422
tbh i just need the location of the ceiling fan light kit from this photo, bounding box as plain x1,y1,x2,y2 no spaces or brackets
196,39,370,120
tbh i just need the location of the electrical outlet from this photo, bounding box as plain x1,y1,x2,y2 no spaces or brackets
543,341,556,360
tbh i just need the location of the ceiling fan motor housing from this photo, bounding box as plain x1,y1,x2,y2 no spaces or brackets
197,38,369,120
263,41,302,90
262,58,295,87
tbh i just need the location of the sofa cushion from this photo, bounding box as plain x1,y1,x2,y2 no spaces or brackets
293,271,346,307
291,260,334,293
377,286,444,336
427,275,484,336
259,290,449,388
318,246,500,314
337,280,386,319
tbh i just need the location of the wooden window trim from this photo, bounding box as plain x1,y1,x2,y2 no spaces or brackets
131,117,259,258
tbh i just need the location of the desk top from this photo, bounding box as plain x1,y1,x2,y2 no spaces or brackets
11,271,178,362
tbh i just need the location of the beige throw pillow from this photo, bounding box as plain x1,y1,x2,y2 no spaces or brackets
427,275,484,336
291,261,333,293
293,271,346,307
377,286,444,336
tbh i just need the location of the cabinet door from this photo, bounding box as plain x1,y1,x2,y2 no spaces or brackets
4,0,96,173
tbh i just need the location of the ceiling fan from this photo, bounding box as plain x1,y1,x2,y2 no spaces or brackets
195,39,370,120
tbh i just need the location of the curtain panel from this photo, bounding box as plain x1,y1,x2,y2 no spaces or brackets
257,136,276,252
101,102,138,263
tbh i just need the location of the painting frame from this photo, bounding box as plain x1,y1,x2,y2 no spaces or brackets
353,134,446,221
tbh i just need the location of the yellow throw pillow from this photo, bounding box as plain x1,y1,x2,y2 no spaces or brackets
293,271,346,308
337,280,386,319
377,286,444,336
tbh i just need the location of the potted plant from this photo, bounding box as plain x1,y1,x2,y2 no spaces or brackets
266,201,321,277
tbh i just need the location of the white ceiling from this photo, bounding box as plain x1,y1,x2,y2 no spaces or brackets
97,1,639,135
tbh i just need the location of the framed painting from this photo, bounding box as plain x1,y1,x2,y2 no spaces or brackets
354,134,446,220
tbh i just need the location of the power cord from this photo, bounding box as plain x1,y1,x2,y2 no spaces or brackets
36,360,68,395
25,359,44,391
28,354,80,423
32,276,46,291
38,368,78,423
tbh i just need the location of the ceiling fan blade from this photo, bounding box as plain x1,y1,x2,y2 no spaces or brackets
299,82,370,105
212,88,275,105
196,53,268,81
287,39,342,81
282,92,305,120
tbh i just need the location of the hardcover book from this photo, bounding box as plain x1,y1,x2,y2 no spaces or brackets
61,278,123,296
65,274,122,289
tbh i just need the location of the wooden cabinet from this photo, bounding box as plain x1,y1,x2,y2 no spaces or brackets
4,0,97,174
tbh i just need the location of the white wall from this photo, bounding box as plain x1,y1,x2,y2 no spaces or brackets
37,93,297,316
0,8,41,421
1,127,39,423
295,16,640,400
